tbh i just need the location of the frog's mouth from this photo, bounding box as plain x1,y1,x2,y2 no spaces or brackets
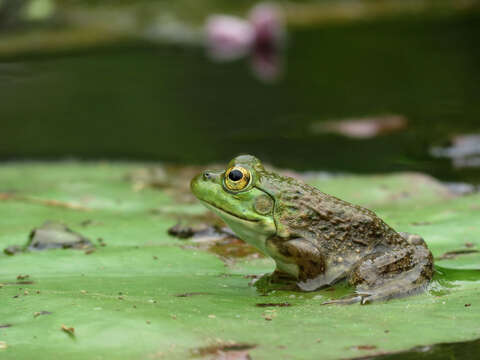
199,200,259,223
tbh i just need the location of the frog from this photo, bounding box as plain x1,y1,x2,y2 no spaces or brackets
190,155,434,304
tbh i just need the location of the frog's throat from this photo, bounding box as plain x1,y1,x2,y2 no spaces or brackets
200,200,272,254
199,200,259,223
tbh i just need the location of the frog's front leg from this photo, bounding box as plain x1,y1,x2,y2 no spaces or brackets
266,237,326,285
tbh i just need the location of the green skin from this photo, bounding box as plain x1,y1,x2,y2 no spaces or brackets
191,155,434,304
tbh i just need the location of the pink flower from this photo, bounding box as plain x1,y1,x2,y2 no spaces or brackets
249,3,284,82
205,3,285,82
205,15,254,61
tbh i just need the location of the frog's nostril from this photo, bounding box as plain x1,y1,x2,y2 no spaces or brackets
203,171,212,180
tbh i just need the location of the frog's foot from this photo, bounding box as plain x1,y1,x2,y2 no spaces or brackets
321,289,384,305
346,245,434,304
270,269,296,283
321,294,362,305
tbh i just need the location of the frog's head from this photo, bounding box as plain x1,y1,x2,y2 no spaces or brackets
191,155,281,251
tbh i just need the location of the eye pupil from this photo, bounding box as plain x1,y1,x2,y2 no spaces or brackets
228,169,243,181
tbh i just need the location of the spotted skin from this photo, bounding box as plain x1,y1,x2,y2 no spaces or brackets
191,155,434,304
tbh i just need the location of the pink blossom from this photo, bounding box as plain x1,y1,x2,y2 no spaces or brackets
205,3,285,82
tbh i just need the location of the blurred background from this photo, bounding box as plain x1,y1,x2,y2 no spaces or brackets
0,0,479,184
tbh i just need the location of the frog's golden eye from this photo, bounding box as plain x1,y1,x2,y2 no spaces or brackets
224,166,251,191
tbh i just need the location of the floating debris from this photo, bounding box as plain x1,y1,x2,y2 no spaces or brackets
175,292,210,297
3,245,22,255
27,221,94,251
191,341,256,359
34,311,52,318
431,134,480,168
168,220,262,262
124,166,168,192
353,345,378,351
17,274,29,280
80,219,103,227
61,324,75,336
256,302,291,307
443,182,478,196
310,114,408,139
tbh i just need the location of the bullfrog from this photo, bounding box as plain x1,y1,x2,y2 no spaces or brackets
190,155,434,304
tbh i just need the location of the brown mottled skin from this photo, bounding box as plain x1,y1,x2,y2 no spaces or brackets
191,155,434,304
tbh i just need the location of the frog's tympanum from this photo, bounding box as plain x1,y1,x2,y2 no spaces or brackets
191,155,434,304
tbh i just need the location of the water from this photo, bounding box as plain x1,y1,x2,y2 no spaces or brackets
0,4,479,185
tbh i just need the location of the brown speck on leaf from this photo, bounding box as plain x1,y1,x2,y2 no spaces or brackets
411,221,432,226
191,342,256,359
355,345,377,350
61,324,75,336
24,290,29,295
465,303,472,307
153,256,158,260
36,290,40,294
146,320,151,325
465,242,474,248
384,330,390,333
175,292,209,297
15,281,34,285
17,274,29,280
171,315,177,320
0,324,12,328
263,315,273,321
118,296,124,300
84,248,95,255
0,193,90,211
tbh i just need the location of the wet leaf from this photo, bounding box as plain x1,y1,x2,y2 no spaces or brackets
0,162,479,360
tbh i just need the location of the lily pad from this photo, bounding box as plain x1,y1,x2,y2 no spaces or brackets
0,162,479,359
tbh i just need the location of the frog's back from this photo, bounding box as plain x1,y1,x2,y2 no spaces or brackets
268,176,404,255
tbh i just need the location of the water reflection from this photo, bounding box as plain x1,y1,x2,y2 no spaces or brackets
309,114,408,139
431,134,480,169
206,3,284,82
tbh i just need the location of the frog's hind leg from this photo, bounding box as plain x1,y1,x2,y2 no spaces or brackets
326,244,433,305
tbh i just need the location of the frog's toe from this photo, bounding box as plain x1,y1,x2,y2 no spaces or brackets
321,295,362,305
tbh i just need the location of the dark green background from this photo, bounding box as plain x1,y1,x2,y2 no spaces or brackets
1,4,479,182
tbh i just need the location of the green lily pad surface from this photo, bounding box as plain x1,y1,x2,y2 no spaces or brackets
0,162,479,359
